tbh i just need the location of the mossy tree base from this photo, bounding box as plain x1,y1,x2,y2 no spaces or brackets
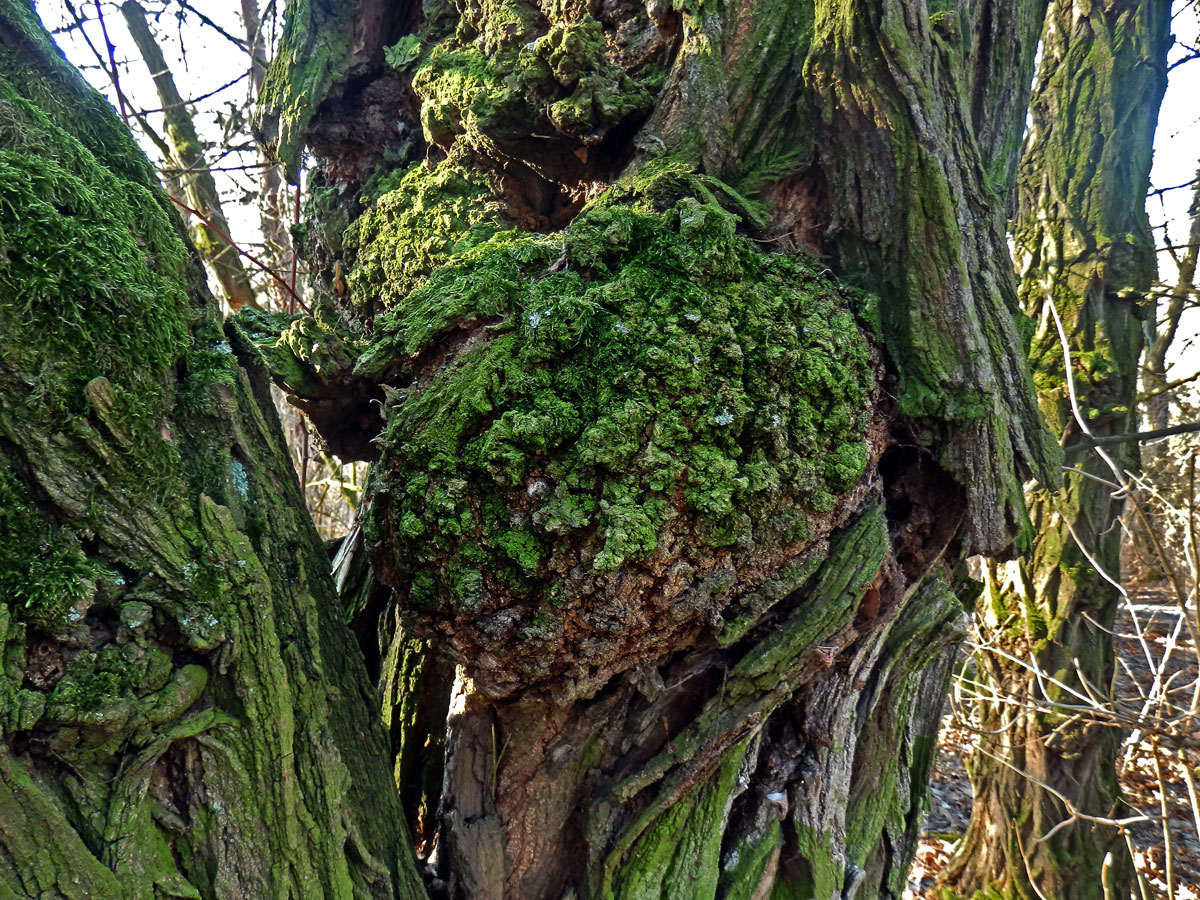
0,0,1068,896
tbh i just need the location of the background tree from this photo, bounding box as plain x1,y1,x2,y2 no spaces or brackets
119,0,258,310
941,2,1172,898
1128,168,1200,585
1144,171,1200,433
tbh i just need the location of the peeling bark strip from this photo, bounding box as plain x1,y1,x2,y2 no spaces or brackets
250,2,1059,900
0,3,426,898
944,2,1172,899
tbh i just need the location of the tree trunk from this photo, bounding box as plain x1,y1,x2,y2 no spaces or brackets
120,0,259,311
1130,170,1200,583
1144,170,1200,433
0,2,425,897
241,0,301,312
245,1,1057,899
941,2,1171,898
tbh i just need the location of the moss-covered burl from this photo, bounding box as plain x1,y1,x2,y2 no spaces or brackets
329,163,874,698
0,0,1061,898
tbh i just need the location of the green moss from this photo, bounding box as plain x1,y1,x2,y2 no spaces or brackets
613,738,751,900
0,92,192,413
824,442,870,492
385,34,423,71
365,161,874,637
176,335,239,415
0,78,197,518
232,307,364,398
529,19,654,137
395,5,656,154
0,2,157,187
494,528,545,574
344,151,502,309
0,466,107,628
412,44,529,147
255,0,360,177
715,553,826,646
718,820,782,900
47,646,137,715
774,823,843,900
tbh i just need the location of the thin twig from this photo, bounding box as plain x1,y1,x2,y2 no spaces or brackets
167,196,309,312
93,0,129,126
136,71,248,114
1064,421,1200,451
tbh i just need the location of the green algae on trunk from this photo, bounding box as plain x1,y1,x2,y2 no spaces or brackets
942,1,1172,898
0,3,426,897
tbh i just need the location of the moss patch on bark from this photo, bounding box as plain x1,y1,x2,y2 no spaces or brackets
347,162,876,696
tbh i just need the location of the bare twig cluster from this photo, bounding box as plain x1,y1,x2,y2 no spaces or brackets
948,287,1200,899
43,0,362,539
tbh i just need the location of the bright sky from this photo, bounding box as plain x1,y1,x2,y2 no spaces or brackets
1150,0,1200,365
31,0,1200,377
35,0,281,268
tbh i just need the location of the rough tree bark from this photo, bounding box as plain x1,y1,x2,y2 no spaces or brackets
941,2,1171,898
240,1,1058,899
0,2,425,896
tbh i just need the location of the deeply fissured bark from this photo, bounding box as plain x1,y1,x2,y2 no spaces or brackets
942,2,1171,898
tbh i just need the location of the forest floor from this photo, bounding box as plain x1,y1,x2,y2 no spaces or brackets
905,583,1200,899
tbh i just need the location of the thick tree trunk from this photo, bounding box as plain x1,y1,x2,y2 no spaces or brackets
941,2,1171,898
0,3,425,897
246,1,1057,899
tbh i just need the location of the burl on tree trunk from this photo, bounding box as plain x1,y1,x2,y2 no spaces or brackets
244,0,1058,899
0,0,1058,899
